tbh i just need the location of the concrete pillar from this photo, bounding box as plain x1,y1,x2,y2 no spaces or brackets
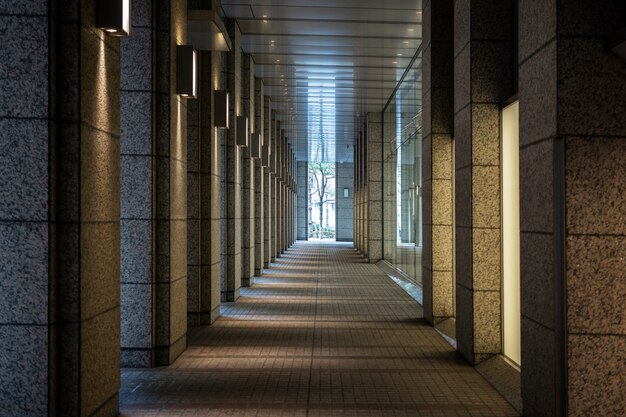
297,162,309,239
241,53,255,287
454,0,514,365
224,19,242,301
0,2,121,415
336,163,355,241
422,0,455,326
519,1,626,415
254,78,265,275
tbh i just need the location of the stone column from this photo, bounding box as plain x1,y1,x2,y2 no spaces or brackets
0,2,120,415
354,132,362,250
224,19,242,301
297,162,309,239
336,163,355,241
365,113,383,262
186,41,224,326
254,78,265,275
519,1,626,415
271,117,279,261
241,53,255,287
422,0,455,326
382,113,396,263
263,98,273,266
454,0,514,365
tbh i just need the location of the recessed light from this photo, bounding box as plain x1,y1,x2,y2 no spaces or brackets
276,59,280,63
408,28,414,32
397,53,403,56
392,61,398,64
403,41,409,44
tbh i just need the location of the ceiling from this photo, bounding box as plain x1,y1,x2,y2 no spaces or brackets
221,0,423,163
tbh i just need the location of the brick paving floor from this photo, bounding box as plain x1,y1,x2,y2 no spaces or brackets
120,241,519,417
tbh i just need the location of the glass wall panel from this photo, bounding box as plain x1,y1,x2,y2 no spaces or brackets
382,57,423,285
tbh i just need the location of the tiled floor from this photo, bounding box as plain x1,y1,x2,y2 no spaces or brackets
120,242,519,417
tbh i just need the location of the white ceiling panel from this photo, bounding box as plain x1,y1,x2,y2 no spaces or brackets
221,0,423,162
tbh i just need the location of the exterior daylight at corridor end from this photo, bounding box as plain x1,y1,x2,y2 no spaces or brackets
0,0,625,416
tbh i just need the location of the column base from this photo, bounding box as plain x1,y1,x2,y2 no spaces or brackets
199,306,221,325
221,288,241,302
155,333,187,366
121,348,153,368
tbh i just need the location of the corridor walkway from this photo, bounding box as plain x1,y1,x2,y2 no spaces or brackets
120,242,518,417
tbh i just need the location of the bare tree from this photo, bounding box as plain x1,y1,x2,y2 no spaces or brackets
308,162,335,238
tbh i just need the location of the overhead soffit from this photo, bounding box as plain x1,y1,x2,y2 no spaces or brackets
221,0,422,162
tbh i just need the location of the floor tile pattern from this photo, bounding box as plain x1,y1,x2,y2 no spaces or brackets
120,242,519,417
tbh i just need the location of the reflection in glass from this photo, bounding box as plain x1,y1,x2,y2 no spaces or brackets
382,55,423,285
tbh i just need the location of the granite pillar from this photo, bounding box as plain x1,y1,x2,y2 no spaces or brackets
241,53,255,287
186,39,224,326
120,0,155,366
365,113,383,262
454,0,514,365
254,78,265,275
120,0,189,367
518,1,626,415
336,163,355,241
422,0,455,326
263,98,273,267
223,19,242,301
0,1,121,415
297,161,308,240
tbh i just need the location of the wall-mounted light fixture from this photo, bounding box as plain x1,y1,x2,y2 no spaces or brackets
251,133,262,159
187,10,232,52
176,45,197,99
261,144,271,167
343,188,349,198
214,90,229,128
97,0,131,36
608,27,626,61
237,116,249,147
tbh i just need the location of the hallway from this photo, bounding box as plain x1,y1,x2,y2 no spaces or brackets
119,242,518,417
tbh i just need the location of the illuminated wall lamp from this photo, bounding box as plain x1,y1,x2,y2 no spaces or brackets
236,116,249,147
251,133,262,159
214,90,229,128
176,45,197,99
98,0,131,36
